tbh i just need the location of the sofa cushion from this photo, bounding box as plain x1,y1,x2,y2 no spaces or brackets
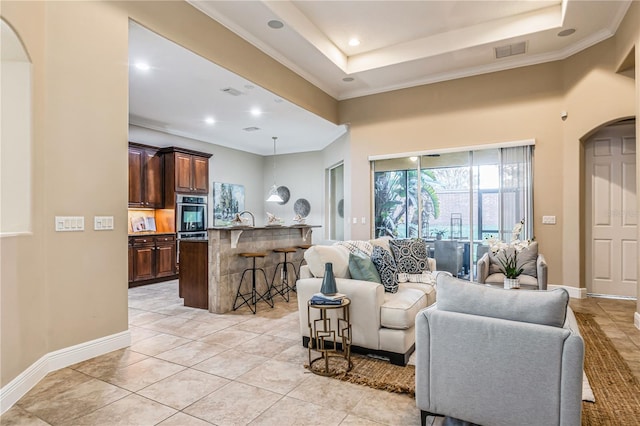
370,246,399,293
304,245,351,279
389,239,431,273
380,287,427,329
436,274,569,328
400,282,437,307
489,241,538,277
348,251,381,283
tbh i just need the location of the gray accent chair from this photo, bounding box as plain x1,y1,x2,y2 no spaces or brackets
477,242,548,290
415,274,584,426
434,240,463,277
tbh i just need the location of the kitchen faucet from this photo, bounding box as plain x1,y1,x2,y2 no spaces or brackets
238,211,255,227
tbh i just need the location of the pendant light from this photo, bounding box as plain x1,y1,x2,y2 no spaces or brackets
266,136,284,203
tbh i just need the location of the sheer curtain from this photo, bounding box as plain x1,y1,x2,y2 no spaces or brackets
499,146,534,241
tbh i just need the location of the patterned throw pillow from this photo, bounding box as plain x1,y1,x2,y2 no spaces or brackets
335,240,374,256
370,246,399,293
388,239,430,273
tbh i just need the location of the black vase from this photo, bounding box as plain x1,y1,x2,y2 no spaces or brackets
320,263,338,295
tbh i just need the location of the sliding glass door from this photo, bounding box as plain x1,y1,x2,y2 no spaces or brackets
372,145,533,281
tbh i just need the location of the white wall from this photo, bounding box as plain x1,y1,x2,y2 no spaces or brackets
130,125,352,243
0,61,32,235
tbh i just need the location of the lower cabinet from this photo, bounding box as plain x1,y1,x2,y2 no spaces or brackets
129,234,177,286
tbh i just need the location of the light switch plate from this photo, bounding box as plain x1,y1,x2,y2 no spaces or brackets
55,216,84,231
542,215,556,224
94,216,114,230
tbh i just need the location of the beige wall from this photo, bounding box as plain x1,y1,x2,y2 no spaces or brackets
340,62,566,280
0,0,339,390
340,9,638,291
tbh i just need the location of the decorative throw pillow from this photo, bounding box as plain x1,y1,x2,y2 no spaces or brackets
370,246,399,293
335,240,374,257
348,251,381,283
388,239,430,273
489,241,538,277
304,245,351,278
369,236,392,252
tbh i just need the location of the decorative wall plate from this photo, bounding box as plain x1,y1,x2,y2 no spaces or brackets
276,186,290,205
294,198,311,218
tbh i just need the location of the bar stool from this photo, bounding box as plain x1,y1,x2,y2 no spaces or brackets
233,252,273,314
271,247,297,302
296,244,313,282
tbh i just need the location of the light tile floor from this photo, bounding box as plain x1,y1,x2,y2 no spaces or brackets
2,280,434,426
2,281,639,425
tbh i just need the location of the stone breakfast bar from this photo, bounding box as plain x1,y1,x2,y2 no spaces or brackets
178,225,317,313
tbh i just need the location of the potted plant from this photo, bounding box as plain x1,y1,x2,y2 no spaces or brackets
432,229,447,240
486,220,530,289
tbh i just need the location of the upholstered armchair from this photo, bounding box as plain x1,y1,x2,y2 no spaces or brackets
415,274,584,426
434,240,463,277
477,241,547,290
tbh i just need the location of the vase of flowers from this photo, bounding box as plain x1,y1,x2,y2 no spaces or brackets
486,219,530,289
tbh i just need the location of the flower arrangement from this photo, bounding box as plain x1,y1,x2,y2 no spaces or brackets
486,219,530,279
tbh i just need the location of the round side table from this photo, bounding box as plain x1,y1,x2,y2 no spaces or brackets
307,298,352,376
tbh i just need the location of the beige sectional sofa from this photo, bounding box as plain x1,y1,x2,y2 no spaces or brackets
296,239,438,365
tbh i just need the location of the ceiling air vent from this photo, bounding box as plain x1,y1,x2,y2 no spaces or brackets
243,126,260,132
495,41,527,59
221,87,243,96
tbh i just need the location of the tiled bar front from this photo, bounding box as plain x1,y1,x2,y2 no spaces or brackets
207,226,314,313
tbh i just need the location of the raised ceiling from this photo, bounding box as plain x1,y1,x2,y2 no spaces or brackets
129,1,632,155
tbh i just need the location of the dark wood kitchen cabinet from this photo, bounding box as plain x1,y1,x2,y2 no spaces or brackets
129,234,177,287
129,143,163,208
161,147,212,204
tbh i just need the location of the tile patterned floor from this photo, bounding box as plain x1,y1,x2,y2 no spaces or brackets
2,280,639,425
1,280,432,425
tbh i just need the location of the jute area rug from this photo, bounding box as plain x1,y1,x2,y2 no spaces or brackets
314,312,640,425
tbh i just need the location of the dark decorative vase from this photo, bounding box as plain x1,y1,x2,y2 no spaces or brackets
320,263,338,295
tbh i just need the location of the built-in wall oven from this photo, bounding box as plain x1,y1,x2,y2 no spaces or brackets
176,194,207,261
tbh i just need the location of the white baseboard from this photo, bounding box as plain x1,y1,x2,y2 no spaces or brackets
0,330,130,415
635,312,640,331
547,284,587,299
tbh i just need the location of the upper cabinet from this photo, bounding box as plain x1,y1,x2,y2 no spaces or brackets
161,147,212,202
128,143,163,208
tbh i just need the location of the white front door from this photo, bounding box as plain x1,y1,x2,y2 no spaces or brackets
585,121,637,297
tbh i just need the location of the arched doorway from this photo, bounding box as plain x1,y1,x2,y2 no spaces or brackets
583,118,637,298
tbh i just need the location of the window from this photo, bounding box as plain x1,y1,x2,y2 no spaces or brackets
328,163,344,240
372,145,534,280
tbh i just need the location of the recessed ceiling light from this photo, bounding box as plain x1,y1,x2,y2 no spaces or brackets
204,117,215,125
558,28,576,37
250,107,262,117
134,61,150,71
268,20,284,29
343,77,355,82
348,38,360,47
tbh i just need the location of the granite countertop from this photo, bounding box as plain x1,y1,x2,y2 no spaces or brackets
128,231,176,236
208,224,317,230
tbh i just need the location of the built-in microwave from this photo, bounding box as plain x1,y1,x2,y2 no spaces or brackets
176,194,207,234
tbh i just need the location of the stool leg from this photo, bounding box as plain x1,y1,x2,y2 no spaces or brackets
233,267,256,314
271,253,296,302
